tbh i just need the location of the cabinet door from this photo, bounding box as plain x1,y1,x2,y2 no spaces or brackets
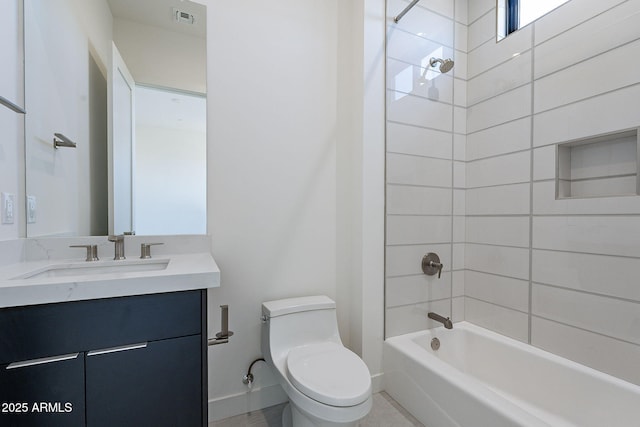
86,335,202,427
0,353,85,427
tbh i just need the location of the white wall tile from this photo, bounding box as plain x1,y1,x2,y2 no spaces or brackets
468,7,495,51
455,22,468,52
466,117,530,161
387,185,452,215
467,151,530,188
453,106,467,134
455,0,468,25
386,215,452,245
453,50,467,80
465,270,529,312
467,84,531,133
533,181,640,215
466,216,529,247
453,133,466,161
465,297,529,342
453,216,465,243
532,316,640,386
532,284,640,346
453,189,466,215
452,296,465,322
468,26,531,78
453,242,465,270
386,243,452,277
452,270,465,296
465,243,529,280
387,121,452,159
534,0,629,46
570,176,637,198
454,78,467,107
569,136,637,180
453,160,465,188
466,183,530,215
534,38,640,113
386,299,451,337
417,0,454,18
387,58,454,104
533,216,640,257
387,153,452,187
468,51,531,106
387,29,455,68
532,145,555,181
533,249,640,302
468,0,495,25
533,83,640,147
386,273,452,307
388,0,454,47
388,90,453,131
535,0,640,78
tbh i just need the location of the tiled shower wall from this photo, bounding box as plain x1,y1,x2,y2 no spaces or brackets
384,0,468,337
386,0,640,387
466,0,640,386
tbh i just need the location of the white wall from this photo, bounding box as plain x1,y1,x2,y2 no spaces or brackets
465,0,640,386
203,0,385,420
384,0,468,338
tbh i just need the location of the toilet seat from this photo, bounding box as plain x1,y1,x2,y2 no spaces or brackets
286,342,371,407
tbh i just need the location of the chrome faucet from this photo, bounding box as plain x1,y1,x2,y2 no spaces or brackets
428,312,453,329
108,235,126,260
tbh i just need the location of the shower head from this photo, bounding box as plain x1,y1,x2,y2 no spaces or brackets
429,57,454,73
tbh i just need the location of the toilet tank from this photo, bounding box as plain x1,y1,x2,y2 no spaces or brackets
262,296,342,361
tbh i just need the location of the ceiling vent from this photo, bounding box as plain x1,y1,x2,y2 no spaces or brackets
173,8,196,25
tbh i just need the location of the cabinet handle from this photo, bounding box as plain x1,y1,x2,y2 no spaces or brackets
6,353,79,370
87,342,147,357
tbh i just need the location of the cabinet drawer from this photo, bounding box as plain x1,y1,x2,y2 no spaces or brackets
0,290,203,364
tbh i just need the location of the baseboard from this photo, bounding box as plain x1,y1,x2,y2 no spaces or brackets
371,372,385,394
209,373,385,422
208,384,288,422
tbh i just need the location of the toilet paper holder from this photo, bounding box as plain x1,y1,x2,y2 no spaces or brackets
208,305,234,346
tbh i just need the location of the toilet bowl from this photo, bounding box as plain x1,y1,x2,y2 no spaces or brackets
261,296,372,427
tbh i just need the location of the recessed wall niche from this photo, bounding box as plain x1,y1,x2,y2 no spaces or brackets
556,129,640,199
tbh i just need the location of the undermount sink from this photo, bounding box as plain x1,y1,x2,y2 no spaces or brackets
13,259,170,280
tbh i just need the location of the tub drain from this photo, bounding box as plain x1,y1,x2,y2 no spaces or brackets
431,337,440,351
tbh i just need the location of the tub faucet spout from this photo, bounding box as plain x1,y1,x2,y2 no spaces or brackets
428,312,453,329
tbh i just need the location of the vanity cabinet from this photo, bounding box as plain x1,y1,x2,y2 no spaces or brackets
0,290,207,427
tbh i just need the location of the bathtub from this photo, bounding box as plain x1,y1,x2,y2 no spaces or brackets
383,322,640,427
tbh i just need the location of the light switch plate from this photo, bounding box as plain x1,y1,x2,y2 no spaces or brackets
27,195,37,224
1,193,15,224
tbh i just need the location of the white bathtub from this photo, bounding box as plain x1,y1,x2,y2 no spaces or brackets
383,322,640,427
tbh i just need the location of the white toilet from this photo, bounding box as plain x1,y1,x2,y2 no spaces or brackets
261,295,372,427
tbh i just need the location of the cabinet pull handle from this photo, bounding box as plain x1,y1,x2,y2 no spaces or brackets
87,342,148,357
6,353,79,370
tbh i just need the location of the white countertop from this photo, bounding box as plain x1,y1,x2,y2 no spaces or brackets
0,236,220,308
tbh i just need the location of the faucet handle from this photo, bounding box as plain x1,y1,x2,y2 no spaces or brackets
422,252,444,278
70,245,99,262
140,243,163,259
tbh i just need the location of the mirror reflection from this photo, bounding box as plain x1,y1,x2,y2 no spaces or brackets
25,0,207,237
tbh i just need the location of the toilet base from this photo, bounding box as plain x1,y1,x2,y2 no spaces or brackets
282,401,362,427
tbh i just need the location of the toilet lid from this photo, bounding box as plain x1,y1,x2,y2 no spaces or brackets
286,342,371,407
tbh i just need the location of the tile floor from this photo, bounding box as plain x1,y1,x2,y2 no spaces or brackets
209,392,425,427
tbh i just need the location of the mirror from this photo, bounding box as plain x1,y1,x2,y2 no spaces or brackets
24,0,207,237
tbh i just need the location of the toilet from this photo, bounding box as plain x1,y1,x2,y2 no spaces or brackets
261,296,372,427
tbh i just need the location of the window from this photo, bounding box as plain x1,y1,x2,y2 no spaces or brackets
497,0,570,40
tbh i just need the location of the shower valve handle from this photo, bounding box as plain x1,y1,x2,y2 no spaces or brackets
422,253,443,278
